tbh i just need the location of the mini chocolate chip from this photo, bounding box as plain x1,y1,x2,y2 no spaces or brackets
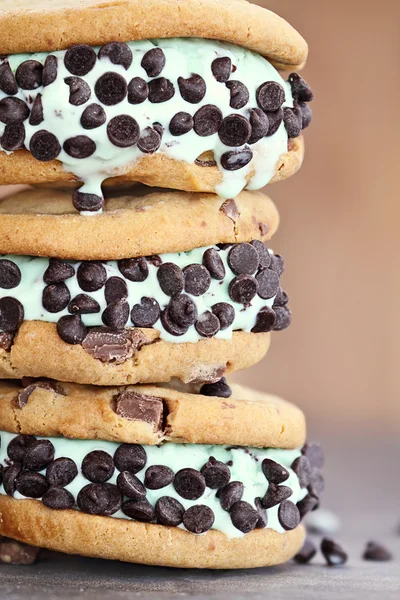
131,297,160,327
278,500,300,531
77,262,107,292
200,377,232,398
248,109,269,144
3,462,21,496
183,505,214,534
156,496,184,527
42,55,58,86
256,269,280,300
43,486,75,510
64,76,91,106
30,130,61,161
114,444,147,474
138,126,161,153
194,104,223,136
273,288,289,307
64,45,96,76
15,60,43,90
68,294,100,315
288,73,313,103
161,308,189,336
57,314,87,344
211,303,235,330
102,298,129,329
195,311,220,338
81,103,106,129
229,274,258,304
302,443,325,469
46,457,78,487
24,439,55,471
105,277,128,304
169,111,194,136
230,501,259,533
299,101,312,129
42,283,71,313
174,468,206,500
15,472,48,498
251,240,271,269
127,77,149,104
291,456,312,489
141,48,166,78
117,471,146,501
283,104,302,139
122,498,155,522
1,123,25,151
82,450,115,483
211,57,232,82
201,457,230,489
226,80,249,109
321,538,348,566
28,94,44,126
63,135,96,159
221,147,253,171
144,465,174,490
297,493,319,519
202,249,225,280
254,497,268,529
98,42,133,70
44,259,74,285
265,108,284,136
168,294,198,327
95,71,127,105
294,539,317,564
363,541,392,562
270,254,285,276
118,258,148,282
183,264,211,296
257,81,285,112
107,114,140,147
218,114,251,147
0,297,24,332
252,306,277,333
0,259,21,289
178,74,206,104
262,459,290,484
77,483,122,516
0,97,30,125
219,481,244,511
0,61,18,95
273,306,292,331
148,78,175,103
157,263,184,296
7,435,36,462
262,483,293,509
228,243,259,275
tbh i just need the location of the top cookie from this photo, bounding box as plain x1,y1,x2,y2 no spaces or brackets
0,0,308,69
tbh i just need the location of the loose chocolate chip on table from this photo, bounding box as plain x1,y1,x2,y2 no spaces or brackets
229,274,258,304
183,505,215,534
219,481,244,511
0,97,30,125
29,94,43,125
278,500,301,531
203,249,225,280
3,463,21,496
117,471,146,500
161,308,189,336
273,306,292,332
254,497,268,529
294,539,317,564
1,123,25,151
169,112,194,136
195,311,220,338
226,81,249,109
42,283,71,313
168,294,198,327
81,103,106,130
42,486,75,510
174,468,206,500
15,472,49,499
77,483,122,516
262,458,290,484
291,456,312,489
30,130,61,161
0,297,24,332
211,303,235,330
15,60,43,90
63,135,96,159
98,42,133,70
218,114,251,147
7,435,36,463
228,243,259,276
183,264,211,296
221,147,253,171
46,457,78,487
122,499,155,522
248,109,269,144
114,444,147,474
211,57,232,83
299,101,312,129
141,48,166,78
270,254,285,276
157,263,184,296
107,114,140,147
200,377,232,398
102,298,129,329
256,81,285,112
118,257,149,282
156,496,185,527
127,77,149,104
265,108,284,136
262,483,293,509
256,269,280,300
42,55,58,86
273,288,289,307
178,74,206,104
302,443,325,469
131,297,160,327
297,493,319,519
82,450,115,483
144,465,174,490
95,71,127,105
230,501,259,533
138,126,161,153
77,262,107,292
57,314,87,344
148,78,175,103
321,538,348,566
363,541,392,562
0,61,18,95
0,259,21,289
68,294,100,315
64,45,97,76
64,76,91,106
201,457,231,489
193,104,223,136
24,439,55,471
288,73,314,103
105,277,128,304
283,104,302,139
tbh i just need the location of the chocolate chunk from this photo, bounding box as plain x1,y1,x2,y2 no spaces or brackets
82,450,115,483
168,294,198,327
221,197,240,220
29,93,44,126
3,462,21,495
174,468,206,500
102,298,129,329
42,55,58,86
144,465,174,490
117,471,146,500
228,243,259,275
195,311,220,337
265,108,283,136
118,257,148,282
256,81,285,112
77,483,122,516
194,104,223,136
211,303,235,330
229,274,258,304
221,147,253,171
0,297,24,332
57,314,87,344
98,42,133,70
17,381,57,409
297,493,319,519
105,277,128,304
262,483,293,509
15,472,49,498
114,444,147,474
81,103,106,129
63,135,96,159
202,249,225,280
95,71,127,105
288,73,313,103
294,539,317,564
251,240,271,269
77,262,107,292
122,499,155,522
24,439,55,471
138,126,161,153
321,538,348,566
273,306,292,331
219,481,244,511
211,57,232,82
302,443,325,469
127,77,149,104
0,97,30,125
43,486,75,510
273,287,288,307
183,505,214,534
0,539,40,565
0,259,21,289
44,258,74,284
219,114,251,147
183,264,211,296
278,500,300,531
0,331,14,351
156,496,184,527
256,269,280,300
107,114,140,147
178,74,206,104
226,80,249,109
7,435,36,462
283,104,302,138
230,501,259,533
248,109,269,144
200,377,232,398
169,111,194,136
131,297,160,327
68,294,100,315
299,101,312,129
254,497,268,529
64,76,91,107
30,130,61,161
291,456,312,489
161,308,189,336
148,78,175,103
363,541,392,562
64,45,96,76
157,263,184,297
42,283,71,313
262,459,290,484
46,457,78,487
141,48,166,78
0,61,18,95
252,306,277,333
114,390,163,425
82,327,148,362
201,457,230,489
1,123,25,151
15,60,43,90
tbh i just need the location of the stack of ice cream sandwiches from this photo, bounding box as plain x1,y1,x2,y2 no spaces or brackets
0,0,323,569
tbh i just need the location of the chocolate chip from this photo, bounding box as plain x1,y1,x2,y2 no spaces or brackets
321,538,348,566
68,294,100,315
42,283,71,313
127,77,149,104
81,103,106,130
291,456,312,489
219,481,244,511
114,444,147,474
42,486,75,510
230,501,259,533
157,263,184,296
107,114,140,147
256,269,280,300
200,377,232,398
156,496,184,527
294,539,317,564
201,457,230,489
0,61,18,95
226,80,249,109
202,249,225,280
283,104,302,138
363,541,392,562
131,297,160,328
169,111,194,136
77,262,107,292
27,94,44,126
178,74,206,104
221,147,253,171
211,57,232,82
146,255,162,267
174,468,206,500
98,42,133,70
228,243,259,276
122,498,155,522
271,255,285,275
105,277,128,304
15,60,43,90
30,130,61,161
297,493,319,519
95,71,127,105
118,258,148,283
64,76,91,107
194,105,223,136
257,81,285,112
250,240,271,269
17,381,56,409
77,483,122,516
299,101,312,129
251,306,277,333
262,459,290,484
183,264,211,296
248,109,269,144
114,390,163,425
288,73,313,103
42,55,58,86
273,306,292,331
278,500,300,531
46,457,78,487
161,308,189,336
211,303,235,330
273,288,288,307
308,468,325,499
23,439,55,471
141,48,166,78
302,443,325,469
168,294,198,327
7,435,36,462
64,45,96,76
262,483,292,509
265,108,284,136
138,126,161,153
15,471,48,499
0,97,30,125
183,505,214,534
82,450,115,484
0,297,24,332
1,123,25,151
144,465,174,490
148,78,175,103
57,314,87,344
218,114,251,147
43,259,74,286
229,274,258,304
0,259,21,289
220,199,239,221
254,497,268,529
63,135,96,159
3,462,21,496
102,299,129,329
195,311,220,337
117,471,146,500
0,331,14,351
